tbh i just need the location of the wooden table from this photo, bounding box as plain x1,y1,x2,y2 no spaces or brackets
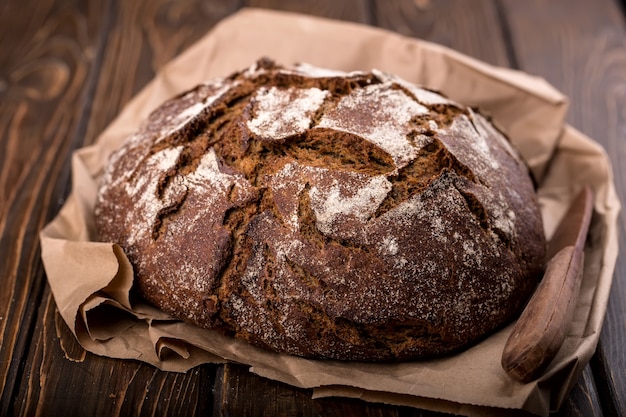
1,0,624,415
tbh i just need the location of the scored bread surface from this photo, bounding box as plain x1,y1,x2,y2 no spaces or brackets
95,59,546,361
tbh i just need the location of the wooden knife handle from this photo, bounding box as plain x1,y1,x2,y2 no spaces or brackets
501,245,584,382
501,186,593,382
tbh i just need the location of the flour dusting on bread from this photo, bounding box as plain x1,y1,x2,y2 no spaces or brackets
94,59,545,361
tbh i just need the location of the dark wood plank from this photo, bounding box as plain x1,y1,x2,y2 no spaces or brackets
500,0,626,416
0,0,109,412
11,287,217,417
6,0,242,415
245,0,373,24
214,363,445,417
554,365,604,417
373,0,510,67
83,0,244,148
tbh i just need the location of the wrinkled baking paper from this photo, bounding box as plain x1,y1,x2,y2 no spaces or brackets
40,8,620,417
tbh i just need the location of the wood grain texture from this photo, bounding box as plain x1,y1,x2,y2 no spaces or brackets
373,0,510,67
245,0,373,23
83,0,242,148
554,366,604,417
11,287,217,417
0,0,106,411
500,1,626,416
214,363,439,417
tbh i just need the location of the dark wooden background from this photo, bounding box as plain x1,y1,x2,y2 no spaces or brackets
1,0,625,416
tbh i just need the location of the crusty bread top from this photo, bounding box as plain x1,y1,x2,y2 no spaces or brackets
95,59,545,361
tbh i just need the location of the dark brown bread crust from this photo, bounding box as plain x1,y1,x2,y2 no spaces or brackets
94,59,546,361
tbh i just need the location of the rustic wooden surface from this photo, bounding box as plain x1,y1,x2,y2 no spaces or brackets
1,0,624,416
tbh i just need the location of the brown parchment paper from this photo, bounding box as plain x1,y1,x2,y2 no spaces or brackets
40,8,620,417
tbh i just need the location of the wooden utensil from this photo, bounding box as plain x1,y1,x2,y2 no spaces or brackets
501,186,594,382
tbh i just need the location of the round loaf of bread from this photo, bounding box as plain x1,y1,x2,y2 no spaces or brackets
95,59,546,361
